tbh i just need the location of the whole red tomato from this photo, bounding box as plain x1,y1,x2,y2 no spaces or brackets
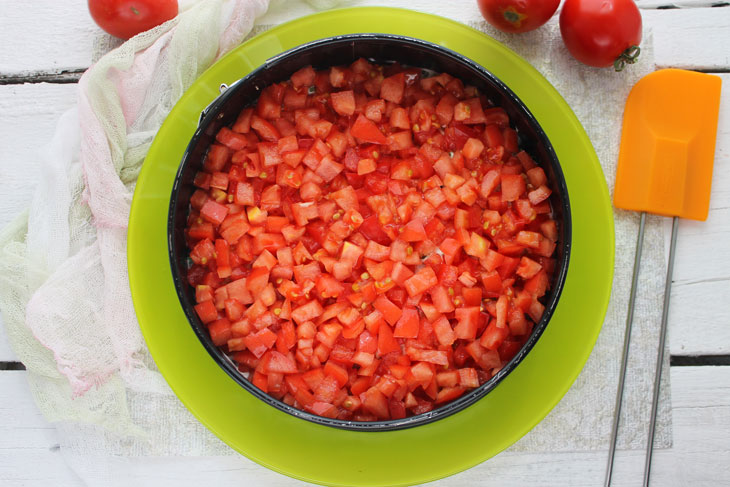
476,0,560,34
88,0,178,40
560,0,642,70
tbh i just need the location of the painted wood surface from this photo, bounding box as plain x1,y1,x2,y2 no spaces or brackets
2,367,727,486
1,2,729,75
1,1,729,486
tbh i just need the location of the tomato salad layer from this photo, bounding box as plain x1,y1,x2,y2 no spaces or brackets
185,58,558,422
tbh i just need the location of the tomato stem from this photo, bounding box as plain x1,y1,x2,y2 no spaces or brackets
614,45,641,72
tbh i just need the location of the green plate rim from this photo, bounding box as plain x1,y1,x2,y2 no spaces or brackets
128,7,614,486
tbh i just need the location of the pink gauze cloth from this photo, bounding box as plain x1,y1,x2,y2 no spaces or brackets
29,0,268,397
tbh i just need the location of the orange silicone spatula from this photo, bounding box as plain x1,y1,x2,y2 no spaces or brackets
605,69,722,487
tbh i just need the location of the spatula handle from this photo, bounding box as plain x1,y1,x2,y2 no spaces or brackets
644,216,679,485
605,212,647,487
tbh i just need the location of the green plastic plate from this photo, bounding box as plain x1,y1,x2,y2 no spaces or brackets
128,7,614,486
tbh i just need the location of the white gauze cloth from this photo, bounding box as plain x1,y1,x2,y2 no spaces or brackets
0,1,670,485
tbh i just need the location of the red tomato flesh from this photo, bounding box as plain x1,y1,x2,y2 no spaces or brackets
184,59,560,422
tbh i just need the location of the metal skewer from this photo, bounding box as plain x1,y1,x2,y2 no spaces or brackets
604,212,646,487
605,215,680,487
644,216,680,486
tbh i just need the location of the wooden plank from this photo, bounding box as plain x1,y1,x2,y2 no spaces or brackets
0,367,728,485
645,7,730,70
638,1,730,7
0,0,98,77
0,371,79,485
1,1,729,76
0,83,78,234
665,72,730,356
0,83,78,364
0,331,17,363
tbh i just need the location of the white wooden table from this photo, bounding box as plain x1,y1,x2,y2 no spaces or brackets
1,1,729,485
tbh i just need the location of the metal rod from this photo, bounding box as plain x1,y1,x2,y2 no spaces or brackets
605,211,647,487
643,216,680,486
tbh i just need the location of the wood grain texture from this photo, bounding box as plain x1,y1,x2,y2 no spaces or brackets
0,367,727,486
1,1,730,76
665,73,730,356
0,3,728,486
0,83,78,234
646,7,730,70
0,334,17,363
0,83,78,363
0,0,97,77
0,372,79,485
639,1,730,7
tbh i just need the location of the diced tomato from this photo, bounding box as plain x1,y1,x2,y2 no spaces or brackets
480,319,508,350
528,185,552,205
377,323,401,356
290,300,324,325
430,285,454,313
524,269,549,298
373,295,403,325
331,90,356,116
199,200,228,226
454,98,486,124
516,256,543,280
393,307,419,338
251,115,281,141
362,387,390,419
380,73,405,104
260,350,298,374
291,65,315,89
315,155,344,182
435,93,458,125
184,61,560,422
216,127,249,150
526,166,547,187
350,114,387,144
203,144,230,172
462,137,484,159
232,108,254,133
243,327,278,358
453,307,480,340
515,231,542,249
404,266,438,297
324,361,349,387
432,316,456,347
501,174,526,202
400,219,427,242
357,157,377,175
390,107,411,129
194,300,218,324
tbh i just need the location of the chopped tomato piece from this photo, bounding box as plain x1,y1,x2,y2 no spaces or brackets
350,114,387,144
373,295,403,325
400,219,427,242
501,174,526,202
393,307,419,338
330,90,356,116
194,300,218,324
184,61,560,422
199,200,228,226
453,307,480,340
404,266,438,297
380,73,405,104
